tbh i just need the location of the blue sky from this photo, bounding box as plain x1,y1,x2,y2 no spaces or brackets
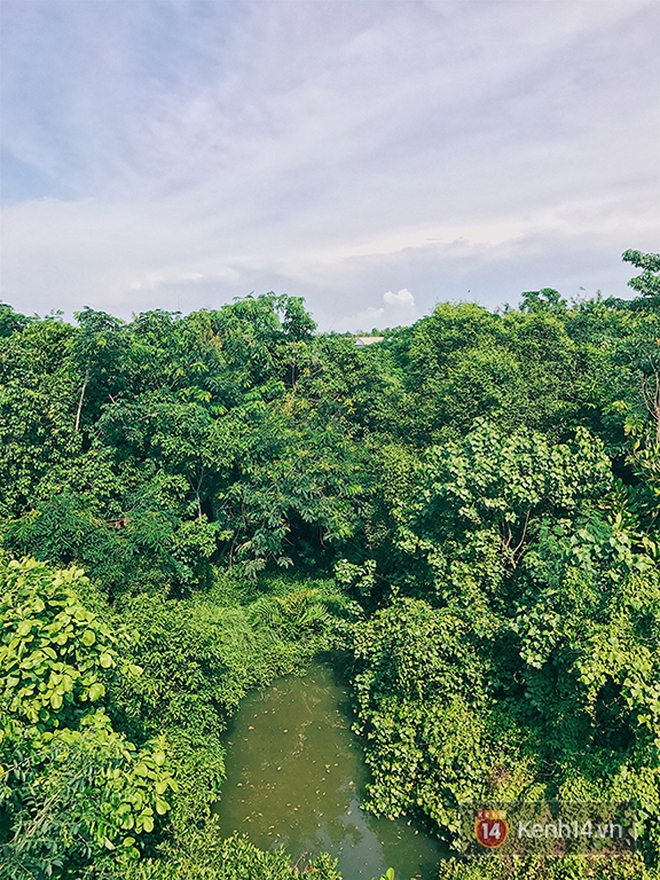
1,0,658,330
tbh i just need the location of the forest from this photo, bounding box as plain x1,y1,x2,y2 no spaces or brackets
0,248,659,880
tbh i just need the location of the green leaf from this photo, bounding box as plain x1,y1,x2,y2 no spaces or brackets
155,798,170,815
81,630,96,646
88,682,105,701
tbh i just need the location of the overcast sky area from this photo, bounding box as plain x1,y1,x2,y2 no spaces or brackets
1,1,659,331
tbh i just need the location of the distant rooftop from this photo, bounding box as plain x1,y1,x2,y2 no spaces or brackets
354,336,384,346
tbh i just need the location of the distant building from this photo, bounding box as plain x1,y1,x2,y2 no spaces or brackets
354,336,384,346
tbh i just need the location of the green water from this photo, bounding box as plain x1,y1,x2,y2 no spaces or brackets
214,657,445,879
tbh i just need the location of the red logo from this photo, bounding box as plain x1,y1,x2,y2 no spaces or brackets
474,810,509,848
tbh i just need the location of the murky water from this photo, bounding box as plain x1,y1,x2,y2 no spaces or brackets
214,656,445,880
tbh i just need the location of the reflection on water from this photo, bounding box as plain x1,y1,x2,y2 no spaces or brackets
214,657,445,880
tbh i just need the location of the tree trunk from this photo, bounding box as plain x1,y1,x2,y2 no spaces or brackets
75,367,90,432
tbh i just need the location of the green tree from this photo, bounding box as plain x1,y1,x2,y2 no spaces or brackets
72,308,126,433
351,421,660,873
622,249,660,302
0,556,176,878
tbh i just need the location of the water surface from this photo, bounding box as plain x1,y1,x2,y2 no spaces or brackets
214,657,445,879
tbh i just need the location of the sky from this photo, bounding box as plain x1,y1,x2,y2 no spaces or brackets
1,0,659,331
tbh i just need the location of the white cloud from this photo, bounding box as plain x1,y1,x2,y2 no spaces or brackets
334,288,417,333
0,1,658,327
383,289,415,308
345,306,385,332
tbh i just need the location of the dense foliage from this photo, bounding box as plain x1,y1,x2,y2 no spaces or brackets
1,251,659,879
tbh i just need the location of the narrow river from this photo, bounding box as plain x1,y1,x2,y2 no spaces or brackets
214,656,446,879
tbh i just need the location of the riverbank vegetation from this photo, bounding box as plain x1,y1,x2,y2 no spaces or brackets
1,250,659,879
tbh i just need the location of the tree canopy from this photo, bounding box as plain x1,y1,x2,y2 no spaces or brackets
1,256,659,879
